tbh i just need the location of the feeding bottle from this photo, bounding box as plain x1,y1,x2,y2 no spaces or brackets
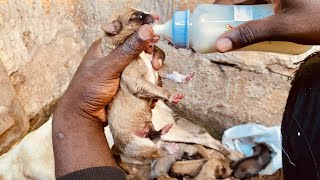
152,4,311,55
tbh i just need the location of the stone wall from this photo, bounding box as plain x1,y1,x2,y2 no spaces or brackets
0,61,29,155
0,0,317,154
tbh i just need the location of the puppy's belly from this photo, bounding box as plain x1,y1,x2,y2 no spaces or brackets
140,52,158,84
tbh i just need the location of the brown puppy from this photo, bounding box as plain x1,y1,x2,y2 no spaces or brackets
195,158,233,180
231,143,272,179
101,8,194,160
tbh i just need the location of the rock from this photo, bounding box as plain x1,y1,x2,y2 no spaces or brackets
158,41,320,137
0,61,29,155
0,0,85,131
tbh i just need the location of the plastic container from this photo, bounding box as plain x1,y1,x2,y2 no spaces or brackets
152,4,311,55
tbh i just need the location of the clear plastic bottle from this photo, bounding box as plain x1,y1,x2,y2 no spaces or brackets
153,4,311,55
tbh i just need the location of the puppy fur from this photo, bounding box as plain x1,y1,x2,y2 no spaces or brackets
231,143,272,179
101,8,194,160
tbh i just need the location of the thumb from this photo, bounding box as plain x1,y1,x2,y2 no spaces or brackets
216,15,281,52
101,24,154,75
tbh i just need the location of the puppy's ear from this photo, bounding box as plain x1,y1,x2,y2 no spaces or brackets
101,20,122,35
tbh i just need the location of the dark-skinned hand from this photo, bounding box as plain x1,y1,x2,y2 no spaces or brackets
55,25,163,126
216,0,320,52
53,25,167,177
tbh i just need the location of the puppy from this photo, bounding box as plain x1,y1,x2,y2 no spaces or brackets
231,143,272,179
101,8,194,160
195,158,233,180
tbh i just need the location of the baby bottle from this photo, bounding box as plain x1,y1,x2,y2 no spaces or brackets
152,4,311,55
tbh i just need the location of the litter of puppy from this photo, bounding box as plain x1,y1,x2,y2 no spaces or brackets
116,103,283,180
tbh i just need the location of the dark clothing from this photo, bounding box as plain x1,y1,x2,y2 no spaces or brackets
57,166,126,180
282,52,320,180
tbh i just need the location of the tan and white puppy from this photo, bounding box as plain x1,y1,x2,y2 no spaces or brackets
101,8,194,160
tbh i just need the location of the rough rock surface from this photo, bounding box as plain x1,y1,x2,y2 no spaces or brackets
0,0,217,132
0,61,29,155
0,0,319,154
159,43,320,137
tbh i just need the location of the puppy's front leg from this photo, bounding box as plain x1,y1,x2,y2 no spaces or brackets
158,66,194,84
124,76,184,104
152,46,194,84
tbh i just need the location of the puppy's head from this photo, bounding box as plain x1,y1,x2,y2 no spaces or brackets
102,8,159,46
252,143,271,155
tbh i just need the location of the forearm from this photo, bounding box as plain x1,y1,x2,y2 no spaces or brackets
52,107,116,177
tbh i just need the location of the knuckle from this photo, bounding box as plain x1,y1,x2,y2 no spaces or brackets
121,39,136,57
239,24,256,47
120,34,143,57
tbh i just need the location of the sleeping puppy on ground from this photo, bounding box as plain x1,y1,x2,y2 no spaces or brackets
101,8,195,161
231,143,272,179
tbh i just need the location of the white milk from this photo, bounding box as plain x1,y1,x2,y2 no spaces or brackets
153,4,311,55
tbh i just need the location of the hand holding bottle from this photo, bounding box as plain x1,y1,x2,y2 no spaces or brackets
216,0,320,52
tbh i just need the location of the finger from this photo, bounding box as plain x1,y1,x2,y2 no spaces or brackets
146,36,160,55
216,14,283,52
272,0,281,13
255,0,280,13
234,0,251,4
83,39,104,60
100,25,154,76
152,36,160,44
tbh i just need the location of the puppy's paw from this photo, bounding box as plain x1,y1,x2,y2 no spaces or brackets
182,72,195,84
169,93,185,104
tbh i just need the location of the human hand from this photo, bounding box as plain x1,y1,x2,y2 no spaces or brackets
55,25,155,126
216,0,320,52
53,25,160,177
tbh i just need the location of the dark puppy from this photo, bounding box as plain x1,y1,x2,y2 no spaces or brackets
231,143,272,179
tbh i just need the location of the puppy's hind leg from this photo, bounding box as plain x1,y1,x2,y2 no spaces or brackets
124,76,185,104
125,137,162,160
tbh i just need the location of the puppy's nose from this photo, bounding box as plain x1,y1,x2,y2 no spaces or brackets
151,14,160,23
152,14,160,20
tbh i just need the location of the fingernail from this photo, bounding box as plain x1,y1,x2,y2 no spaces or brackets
138,25,153,41
217,38,233,52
